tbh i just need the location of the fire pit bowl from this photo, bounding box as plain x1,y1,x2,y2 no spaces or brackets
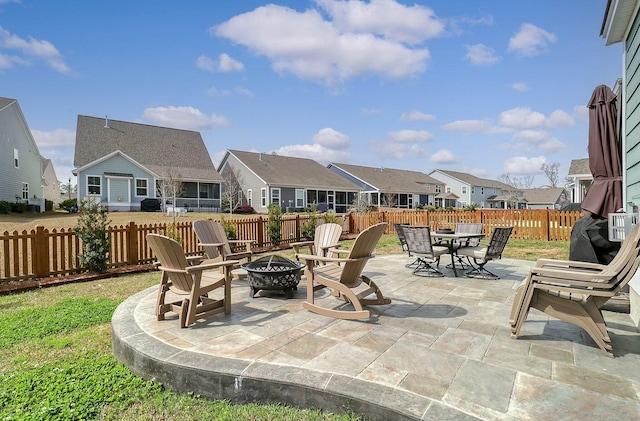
241,255,305,299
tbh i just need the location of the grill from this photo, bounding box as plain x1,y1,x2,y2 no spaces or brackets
241,255,304,299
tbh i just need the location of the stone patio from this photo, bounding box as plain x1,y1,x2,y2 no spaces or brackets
112,254,640,420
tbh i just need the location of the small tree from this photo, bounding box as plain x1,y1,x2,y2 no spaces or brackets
220,216,237,252
221,168,243,215
351,192,369,214
540,162,560,188
74,197,111,273
267,204,282,246
498,173,533,209
158,168,184,226
301,203,318,240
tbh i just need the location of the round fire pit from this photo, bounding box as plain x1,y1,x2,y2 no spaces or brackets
241,255,305,299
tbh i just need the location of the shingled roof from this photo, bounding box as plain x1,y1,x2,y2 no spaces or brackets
523,187,566,204
224,150,359,190
329,163,442,194
568,158,590,176
434,169,512,190
74,115,222,182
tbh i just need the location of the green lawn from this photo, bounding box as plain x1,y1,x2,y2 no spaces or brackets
0,235,568,420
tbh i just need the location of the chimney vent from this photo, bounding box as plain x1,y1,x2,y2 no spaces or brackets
104,115,109,128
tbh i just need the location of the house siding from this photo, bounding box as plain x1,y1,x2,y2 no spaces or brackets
220,153,267,212
0,101,44,208
77,154,155,211
627,12,640,208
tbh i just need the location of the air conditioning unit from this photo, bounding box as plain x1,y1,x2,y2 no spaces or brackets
608,213,638,242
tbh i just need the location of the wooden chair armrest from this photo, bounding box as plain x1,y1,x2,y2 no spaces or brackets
186,259,240,273
534,258,605,271
228,239,255,251
529,268,612,287
296,253,372,264
290,240,313,247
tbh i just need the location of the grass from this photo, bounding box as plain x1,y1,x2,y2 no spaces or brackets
0,211,570,419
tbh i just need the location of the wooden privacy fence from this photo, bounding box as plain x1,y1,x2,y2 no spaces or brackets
0,209,581,283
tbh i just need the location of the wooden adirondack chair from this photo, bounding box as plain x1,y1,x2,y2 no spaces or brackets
510,223,640,357
147,234,238,328
296,223,391,320
193,219,254,263
291,223,342,261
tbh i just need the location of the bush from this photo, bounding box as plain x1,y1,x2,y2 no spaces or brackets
301,203,318,240
74,198,111,273
45,199,54,211
165,223,182,244
60,198,78,212
236,204,256,214
267,204,282,246
0,201,10,214
10,202,26,213
220,216,237,252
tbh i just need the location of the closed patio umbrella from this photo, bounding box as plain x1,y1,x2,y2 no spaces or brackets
580,84,623,218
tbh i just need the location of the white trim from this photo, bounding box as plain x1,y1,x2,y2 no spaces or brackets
135,177,149,197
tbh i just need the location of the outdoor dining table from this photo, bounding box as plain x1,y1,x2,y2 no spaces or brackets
432,231,485,277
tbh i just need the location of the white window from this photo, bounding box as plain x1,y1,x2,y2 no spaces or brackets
481,187,484,195
446,186,452,193
295,189,305,208
135,178,148,197
237,190,243,205
472,187,476,194
87,175,101,195
22,182,28,199
14,149,19,168
462,186,467,194
247,189,253,206
261,188,267,207
271,188,281,205
435,185,442,193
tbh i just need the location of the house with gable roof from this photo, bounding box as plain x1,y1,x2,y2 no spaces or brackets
567,158,591,203
42,159,63,206
522,187,571,210
429,169,515,208
73,115,224,212
217,150,361,214
327,163,444,209
0,97,46,212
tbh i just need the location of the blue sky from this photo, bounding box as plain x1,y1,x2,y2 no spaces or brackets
2,0,622,187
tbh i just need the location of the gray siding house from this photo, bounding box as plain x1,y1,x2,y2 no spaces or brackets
429,169,512,208
601,0,640,325
73,115,224,211
0,97,45,211
522,187,571,210
327,163,443,208
42,159,63,206
218,150,361,213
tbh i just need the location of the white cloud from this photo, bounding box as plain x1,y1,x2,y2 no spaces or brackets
388,129,433,143
361,108,381,115
143,106,229,131
429,149,461,164
275,144,351,164
315,0,445,44
31,128,75,147
400,110,436,122
462,167,488,178
197,53,244,72
464,44,500,66
213,3,432,84
504,156,548,175
0,25,72,74
499,107,574,129
511,82,528,92
369,140,427,159
441,119,493,134
312,127,351,149
218,53,244,72
512,130,567,153
574,104,589,121
508,23,557,57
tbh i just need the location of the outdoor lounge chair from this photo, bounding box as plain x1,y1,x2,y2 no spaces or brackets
147,233,238,328
402,225,448,277
509,223,640,357
291,222,342,262
456,226,513,279
193,219,254,263
296,222,391,320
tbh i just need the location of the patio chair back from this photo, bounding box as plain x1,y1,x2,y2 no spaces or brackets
314,223,343,258
193,219,228,260
340,223,387,285
147,233,193,294
453,223,483,248
394,223,410,252
403,225,438,260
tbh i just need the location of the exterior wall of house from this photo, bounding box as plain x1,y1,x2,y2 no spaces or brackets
0,102,44,210
472,186,503,208
220,153,268,212
429,171,466,207
43,163,62,206
77,154,155,211
626,14,640,213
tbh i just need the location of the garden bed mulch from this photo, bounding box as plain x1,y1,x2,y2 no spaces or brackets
0,264,156,296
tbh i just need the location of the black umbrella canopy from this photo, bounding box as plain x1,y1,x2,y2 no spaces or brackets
580,85,623,219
